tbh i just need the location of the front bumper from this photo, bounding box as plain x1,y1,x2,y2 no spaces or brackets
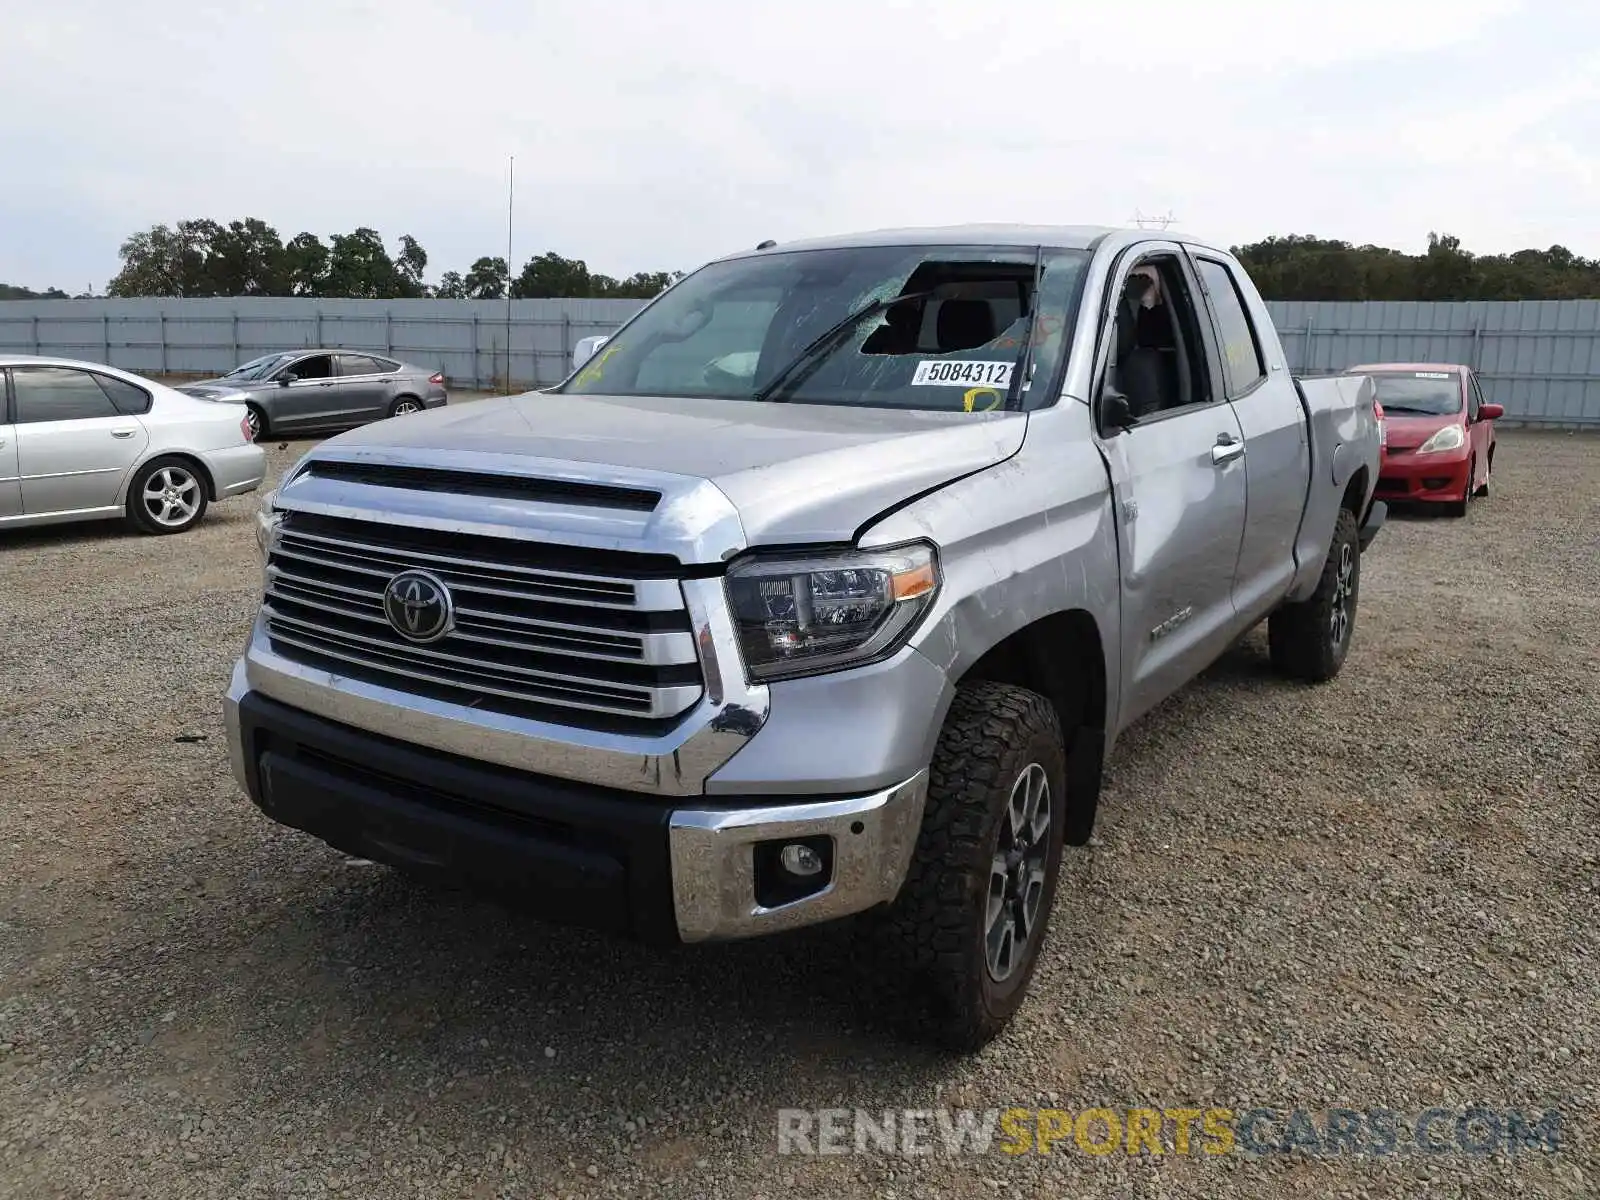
206,443,267,499
225,664,928,944
1376,449,1470,504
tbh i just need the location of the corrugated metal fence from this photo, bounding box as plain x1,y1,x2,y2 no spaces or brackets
1268,299,1600,428
2,296,1598,426
0,297,643,395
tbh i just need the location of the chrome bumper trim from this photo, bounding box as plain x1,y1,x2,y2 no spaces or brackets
224,656,249,794
667,769,929,942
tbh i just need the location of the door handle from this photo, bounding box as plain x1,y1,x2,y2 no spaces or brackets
111,428,137,439
1211,436,1245,465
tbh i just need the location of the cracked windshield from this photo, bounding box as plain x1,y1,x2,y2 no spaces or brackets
556,244,1089,411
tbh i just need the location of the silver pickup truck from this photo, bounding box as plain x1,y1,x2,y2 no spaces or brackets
225,225,1385,1051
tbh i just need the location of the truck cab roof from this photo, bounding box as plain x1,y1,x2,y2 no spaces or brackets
718,223,1235,262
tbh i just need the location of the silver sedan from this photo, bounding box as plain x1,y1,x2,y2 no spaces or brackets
0,355,266,536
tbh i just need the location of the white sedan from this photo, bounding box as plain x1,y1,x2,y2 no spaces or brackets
0,355,266,535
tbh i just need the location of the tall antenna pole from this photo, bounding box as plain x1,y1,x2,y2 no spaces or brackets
505,154,515,393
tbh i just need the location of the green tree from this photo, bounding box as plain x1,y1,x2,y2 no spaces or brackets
0,283,70,299
206,218,289,295
511,251,592,298
322,227,396,298
107,220,217,296
394,234,428,298
434,270,467,299
611,269,682,298
463,256,509,299
283,232,330,296
1232,232,1600,301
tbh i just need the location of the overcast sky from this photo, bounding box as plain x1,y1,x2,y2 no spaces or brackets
4,0,1598,292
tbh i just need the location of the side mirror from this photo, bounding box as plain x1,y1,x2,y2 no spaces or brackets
572,335,609,370
1478,402,1504,421
278,372,297,386
1100,385,1137,434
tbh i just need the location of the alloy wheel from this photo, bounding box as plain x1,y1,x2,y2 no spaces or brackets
986,763,1052,983
1329,541,1355,649
142,466,201,528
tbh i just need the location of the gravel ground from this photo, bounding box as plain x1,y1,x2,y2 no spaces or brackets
2,422,1597,1199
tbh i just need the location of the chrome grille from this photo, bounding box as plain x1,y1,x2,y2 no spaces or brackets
263,512,704,732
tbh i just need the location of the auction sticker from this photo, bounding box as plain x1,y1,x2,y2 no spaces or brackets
911,359,1014,388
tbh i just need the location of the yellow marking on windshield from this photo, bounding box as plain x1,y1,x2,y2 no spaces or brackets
963,387,1003,413
575,345,622,387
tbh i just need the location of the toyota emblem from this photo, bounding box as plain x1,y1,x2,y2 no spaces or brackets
382,569,454,643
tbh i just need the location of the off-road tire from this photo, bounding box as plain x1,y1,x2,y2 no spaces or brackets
858,680,1068,1053
1268,506,1361,683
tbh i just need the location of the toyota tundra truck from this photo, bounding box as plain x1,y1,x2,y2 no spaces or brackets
225,225,1386,1051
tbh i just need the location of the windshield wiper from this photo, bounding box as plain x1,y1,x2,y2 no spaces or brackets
752,289,935,403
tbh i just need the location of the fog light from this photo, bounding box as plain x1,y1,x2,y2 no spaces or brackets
753,835,834,908
780,843,824,877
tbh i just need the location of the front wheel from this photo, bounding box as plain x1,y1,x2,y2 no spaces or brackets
1447,458,1474,517
1268,506,1361,682
858,680,1068,1052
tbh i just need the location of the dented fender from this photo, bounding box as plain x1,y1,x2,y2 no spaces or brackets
858,401,1123,758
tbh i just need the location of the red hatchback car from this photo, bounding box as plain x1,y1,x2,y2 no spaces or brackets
1345,362,1503,516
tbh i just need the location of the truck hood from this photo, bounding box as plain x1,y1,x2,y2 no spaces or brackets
307,390,1028,549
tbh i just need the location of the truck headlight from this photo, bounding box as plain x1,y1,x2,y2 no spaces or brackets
724,542,940,682
1417,424,1465,454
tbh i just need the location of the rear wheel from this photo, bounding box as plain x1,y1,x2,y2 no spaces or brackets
125,456,209,536
388,396,424,418
1476,449,1493,497
1268,507,1360,683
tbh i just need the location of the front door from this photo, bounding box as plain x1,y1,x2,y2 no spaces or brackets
271,352,337,431
1465,370,1490,489
1092,243,1250,727
12,365,150,517
1103,404,1249,724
